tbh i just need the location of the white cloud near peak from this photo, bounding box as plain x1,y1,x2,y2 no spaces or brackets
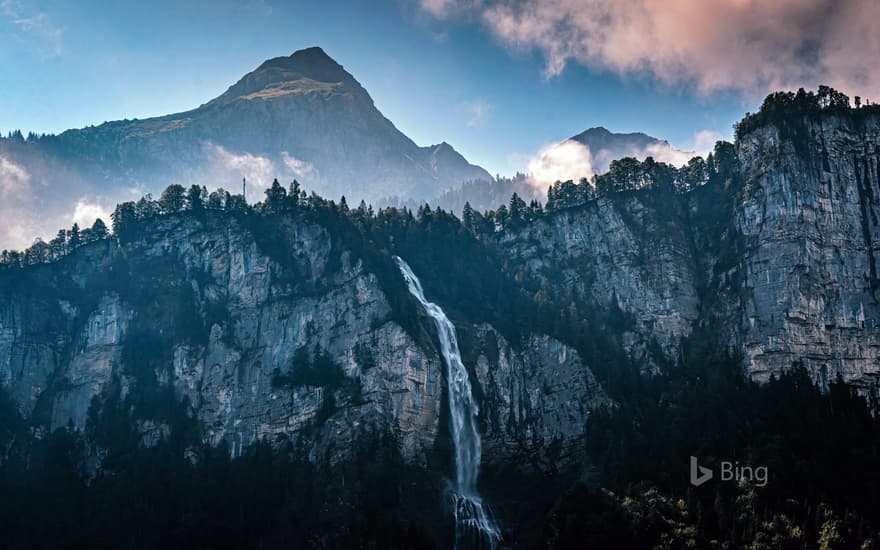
71,199,111,229
0,154,32,199
526,140,594,191
281,152,317,181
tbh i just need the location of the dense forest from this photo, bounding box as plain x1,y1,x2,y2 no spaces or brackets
2,87,880,548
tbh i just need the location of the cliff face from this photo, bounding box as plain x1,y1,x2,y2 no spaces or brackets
496,113,880,399
728,115,880,393
496,192,700,370
0,211,604,470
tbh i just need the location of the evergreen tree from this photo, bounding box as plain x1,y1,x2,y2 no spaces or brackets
461,201,475,232
289,180,301,208
187,184,205,212
50,230,67,258
509,192,527,224
91,218,108,240
111,202,139,241
159,184,186,213
263,179,287,212
68,223,81,249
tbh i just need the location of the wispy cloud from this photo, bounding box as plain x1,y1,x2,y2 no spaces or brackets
418,0,880,97
1,0,64,57
0,154,32,199
202,142,276,201
465,99,492,128
281,152,317,181
419,0,459,18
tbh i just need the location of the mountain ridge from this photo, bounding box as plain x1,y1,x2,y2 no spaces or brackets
0,47,492,249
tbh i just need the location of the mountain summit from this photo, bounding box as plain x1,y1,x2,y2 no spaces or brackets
207,47,366,107
0,47,491,248
570,126,692,172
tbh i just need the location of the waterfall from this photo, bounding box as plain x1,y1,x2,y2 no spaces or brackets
395,257,501,549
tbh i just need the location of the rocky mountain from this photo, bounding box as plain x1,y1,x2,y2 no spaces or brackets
405,127,692,216
570,126,692,172
3,90,880,547
0,47,490,249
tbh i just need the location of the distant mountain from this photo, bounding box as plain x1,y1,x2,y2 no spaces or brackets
0,47,490,248
408,127,694,215
570,126,693,172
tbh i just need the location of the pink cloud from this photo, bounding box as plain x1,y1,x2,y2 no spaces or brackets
419,0,880,97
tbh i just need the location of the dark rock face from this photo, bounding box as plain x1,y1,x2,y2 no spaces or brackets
496,192,700,370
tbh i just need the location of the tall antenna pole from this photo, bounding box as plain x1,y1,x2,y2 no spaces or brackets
242,177,246,199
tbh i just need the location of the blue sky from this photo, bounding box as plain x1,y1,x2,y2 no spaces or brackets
0,0,784,175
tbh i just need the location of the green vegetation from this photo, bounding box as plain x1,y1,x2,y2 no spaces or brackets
271,346,346,389
735,85,880,141
0,388,438,549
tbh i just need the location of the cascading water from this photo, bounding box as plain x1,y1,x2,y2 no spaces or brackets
395,257,501,549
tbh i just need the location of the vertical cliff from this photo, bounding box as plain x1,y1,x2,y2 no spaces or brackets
495,110,880,401
726,115,880,395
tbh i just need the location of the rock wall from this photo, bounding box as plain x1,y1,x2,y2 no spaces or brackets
728,115,880,394
0,211,606,471
496,113,880,398
496,192,700,369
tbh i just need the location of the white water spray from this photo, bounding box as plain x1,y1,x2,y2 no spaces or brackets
395,257,501,549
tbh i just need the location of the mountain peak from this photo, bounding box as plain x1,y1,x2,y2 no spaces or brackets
256,46,346,80
208,46,364,106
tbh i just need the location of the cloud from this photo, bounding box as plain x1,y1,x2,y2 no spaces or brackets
526,140,594,191
418,0,880,97
281,152,317,181
202,142,276,201
521,127,726,194
465,99,493,128
689,130,724,156
1,224,38,251
419,0,460,18
641,143,695,168
0,154,31,199
1,0,64,57
71,199,110,228
0,155,39,250
642,130,724,167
